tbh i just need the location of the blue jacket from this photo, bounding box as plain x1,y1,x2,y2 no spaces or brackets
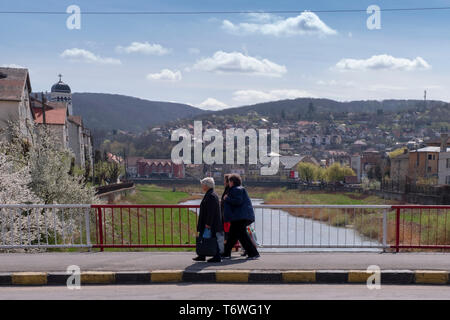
223,186,255,223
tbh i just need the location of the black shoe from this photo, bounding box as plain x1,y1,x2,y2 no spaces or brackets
207,257,222,263
241,251,248,257
192,256,206,261
221,254,231,259
246,254,260,260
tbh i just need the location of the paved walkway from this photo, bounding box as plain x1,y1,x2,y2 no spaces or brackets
0,252,449,272
2,284,450,300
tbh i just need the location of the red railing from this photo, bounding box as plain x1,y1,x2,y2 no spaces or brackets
392,205,450,252
91,204,450,252
91,204,200,251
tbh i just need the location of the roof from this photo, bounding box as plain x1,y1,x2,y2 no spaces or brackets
412,146,450,153
354,140,367,146
279,156,306,169
126,156,144,166
68,115,82,127
33,105,67,125
0,67,31,101
107,153,123,164
138,159,174,166
51,80,71,93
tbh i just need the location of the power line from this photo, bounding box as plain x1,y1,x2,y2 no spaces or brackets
1,7,450,15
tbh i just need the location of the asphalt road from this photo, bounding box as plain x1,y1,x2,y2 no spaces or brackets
1,284,449,300
0,252,449,272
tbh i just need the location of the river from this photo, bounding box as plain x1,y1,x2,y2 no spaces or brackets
179,198,382,252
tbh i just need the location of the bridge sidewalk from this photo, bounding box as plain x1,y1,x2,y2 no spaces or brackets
0,252,449,272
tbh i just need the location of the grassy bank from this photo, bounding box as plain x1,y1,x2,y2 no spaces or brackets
100,184,199,252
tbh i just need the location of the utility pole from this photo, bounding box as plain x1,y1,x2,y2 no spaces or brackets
41,92,46,125
423,90,427,112
123,147,127,181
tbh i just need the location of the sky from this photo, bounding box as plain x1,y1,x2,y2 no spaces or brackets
1,0,450,110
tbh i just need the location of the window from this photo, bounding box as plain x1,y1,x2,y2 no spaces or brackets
446,176,450,185
427,166,432,173
428,154,432,160
447,158,450,169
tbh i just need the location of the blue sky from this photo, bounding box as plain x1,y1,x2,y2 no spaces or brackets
1,0,450,110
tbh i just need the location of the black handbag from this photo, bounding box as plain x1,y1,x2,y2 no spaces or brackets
196,236,218,257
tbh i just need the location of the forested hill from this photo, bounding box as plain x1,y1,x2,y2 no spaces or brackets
72,92,206,133
204,98,447,119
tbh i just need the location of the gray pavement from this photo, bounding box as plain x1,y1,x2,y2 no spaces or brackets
0,252,449,272
1,284,450,300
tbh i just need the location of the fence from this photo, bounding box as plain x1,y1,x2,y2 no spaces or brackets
392,205,450,251
1,204,449,252
0,204,92,249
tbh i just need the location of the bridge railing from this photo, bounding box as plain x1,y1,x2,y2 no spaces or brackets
91,204,199,249
392,205,450,251
1,204,449,252
0,204,92,249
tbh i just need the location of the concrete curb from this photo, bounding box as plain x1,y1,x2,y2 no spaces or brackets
0,270,448,286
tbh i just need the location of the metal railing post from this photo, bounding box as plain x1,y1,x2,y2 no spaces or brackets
382,209,387,252
395,207,400,253
85,208,91,251
97,207,104,252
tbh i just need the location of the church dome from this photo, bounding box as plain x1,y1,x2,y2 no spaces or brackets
51,74,71,93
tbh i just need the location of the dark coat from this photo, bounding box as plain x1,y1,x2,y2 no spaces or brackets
220,186,230,222
197,188,224,235
223,186,255,223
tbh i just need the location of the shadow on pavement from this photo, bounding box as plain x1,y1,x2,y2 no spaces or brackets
184,257,251,271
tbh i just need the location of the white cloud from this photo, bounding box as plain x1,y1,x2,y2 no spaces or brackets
316,80,356,87
222,11,337,37
245,12,275,23
61,48,121,65
116,42,171,55
232,89,314,105
146,69,182,81
198,98,228,111
193,51,286,77
335,54,431,71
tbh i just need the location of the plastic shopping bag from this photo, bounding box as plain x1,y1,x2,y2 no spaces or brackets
203,228,212,239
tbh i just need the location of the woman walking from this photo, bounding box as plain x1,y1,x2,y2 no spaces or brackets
222,174,260,260
193,177,224,263
221,174,231,245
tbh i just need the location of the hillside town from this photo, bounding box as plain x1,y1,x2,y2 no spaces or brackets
117,105,450,195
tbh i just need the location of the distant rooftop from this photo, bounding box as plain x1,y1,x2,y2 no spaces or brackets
0,67,31,101
412,146,450,153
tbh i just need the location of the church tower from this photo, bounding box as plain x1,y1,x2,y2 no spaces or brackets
50,74,72,115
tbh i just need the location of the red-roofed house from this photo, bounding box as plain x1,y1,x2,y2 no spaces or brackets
32,99,69,149
137,159,185,178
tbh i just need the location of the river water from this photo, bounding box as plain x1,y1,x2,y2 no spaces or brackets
180,198,382,252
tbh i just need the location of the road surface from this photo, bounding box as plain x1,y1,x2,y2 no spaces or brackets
0,284,449,300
